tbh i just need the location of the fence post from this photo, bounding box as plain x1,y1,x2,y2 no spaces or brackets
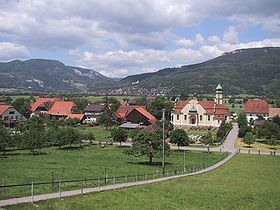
136,174,138,182
81,178,83,195
31,182,34,203
59,180,61,199
248,150,250,154
2,179,4,195
113,177,115,190
144,174,147,180
239,149,241,153
258,150,260,155
274,151,276,156
98,178,100,192
125,176,127,188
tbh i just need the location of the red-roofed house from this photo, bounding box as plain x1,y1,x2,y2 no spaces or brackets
0,105,27,128
171,84,230,127
47,101,77,119
31,98,63,116
66,114,85,123
244,100,269,121
114,106,155,126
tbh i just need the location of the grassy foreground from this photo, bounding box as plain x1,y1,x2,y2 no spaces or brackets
7,154,280,210
0,146,227,199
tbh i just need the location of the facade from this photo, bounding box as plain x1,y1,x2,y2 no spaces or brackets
268,108,280,120
0,105,27,128
171,84,230,127
244,100,269,122
31,98,63,117
83,104,105,123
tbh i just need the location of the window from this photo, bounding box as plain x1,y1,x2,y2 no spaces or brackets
184,115,187,120
15,116,18,120
200,115,202,121
171,115,173,121
177,115,179,120
208,115,210,121
4,116,8,120
10,116,13,120
9,111,15,114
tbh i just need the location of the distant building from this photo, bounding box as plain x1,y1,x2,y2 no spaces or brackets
66,114,85,123
171,84,230,127
47,101,77,119
0,105,27,128
268,108,280,120
31,98,63,116
83,104,105,123
244,100,269,122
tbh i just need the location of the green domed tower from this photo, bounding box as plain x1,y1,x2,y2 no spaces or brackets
215,83,223,104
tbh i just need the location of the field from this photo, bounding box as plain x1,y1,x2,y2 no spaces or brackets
6,154,280,209
0,146,227,199
77,126,112,142
236,138,280,152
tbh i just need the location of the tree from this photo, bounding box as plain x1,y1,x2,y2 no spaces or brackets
106,97,121,112
256,121,280,139
237,112,251,137
60,127,82,148
243,132,255,147
267,136,279,149
272,115,280,127
111,128,127,146
0,125,11,156
148,97,174,120
11,98,32,118
201,132,214,145
125,130,170,163
216,121,232,141
169,129,189,150
67,97,90,112
21,116,46,154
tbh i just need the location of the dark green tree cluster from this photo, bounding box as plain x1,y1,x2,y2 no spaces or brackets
0,116,89,155
66,97,90,113
201,132,214,145
237,112,251,137
148,97,174,120
169,129,189,150
216,120,233,141
11,97,33,118
111,128,127,146
125,130,170,163
243,132,255,147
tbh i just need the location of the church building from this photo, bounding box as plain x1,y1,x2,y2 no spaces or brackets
171,84,230,127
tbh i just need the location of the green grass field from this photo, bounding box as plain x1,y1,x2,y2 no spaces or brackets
236,138,280,152
7,154,280,210
77,126,112,142
0,146,227,199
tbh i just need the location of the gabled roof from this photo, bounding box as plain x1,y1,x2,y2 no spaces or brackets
244,100,269,114
133,107,156,121
66,114,85,120
84,104,104,112
114,106,146,119
48,101,77,116
0,105,12,115
269,108,280,118
174,101,189,113
31,98,62,112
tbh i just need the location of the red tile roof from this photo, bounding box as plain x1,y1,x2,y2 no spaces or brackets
31,98,62,112
66,114,85,120
174,101,189,113
0,105,12,115
48,101,77,116
269,108,280,118
133,107,156,121
244,100,269,114
114,106,146,119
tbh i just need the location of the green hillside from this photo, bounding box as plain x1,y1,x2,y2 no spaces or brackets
118,47,280,96
0,59,112,93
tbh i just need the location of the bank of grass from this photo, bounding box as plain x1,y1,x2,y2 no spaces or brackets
77,126,112,142
7,154,280,210
0,146,227,200
236,138,280,152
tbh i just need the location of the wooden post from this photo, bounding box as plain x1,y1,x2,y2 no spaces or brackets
98,178,100,192
2,179,4,195
113,177,115,190
81,178,83,195
59,180,61,199
31,182,34,203
248,150,250,154
258,150,260,155
125,176,127,188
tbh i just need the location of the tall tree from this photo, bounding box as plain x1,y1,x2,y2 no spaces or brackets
201,132,214,145
237,112,251,138
111,128,127,146
243,132,255,147
169,129,189,150
0,125,11,156
11,98,32,118
125,130,170,163
148,97,174,120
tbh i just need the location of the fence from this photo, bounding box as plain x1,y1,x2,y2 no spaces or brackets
237,149,278,156
0,166,206,201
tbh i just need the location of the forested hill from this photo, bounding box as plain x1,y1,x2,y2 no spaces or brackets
118,47,280,96
0,59,113,93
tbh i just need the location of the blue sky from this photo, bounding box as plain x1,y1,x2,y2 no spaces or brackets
0,0,279,78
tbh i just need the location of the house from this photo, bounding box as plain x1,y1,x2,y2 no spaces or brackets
0,105,27,128
0,97,11,105
244,100,269,122
31,98,63,116
268,108,280,120
171,84,230,127
114,106,155,126
83,104,105,123
66,114,85,123
47,101,77,119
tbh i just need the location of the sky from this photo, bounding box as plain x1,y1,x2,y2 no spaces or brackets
0,0,280,78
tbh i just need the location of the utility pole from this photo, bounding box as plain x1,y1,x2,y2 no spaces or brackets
162,108,166,175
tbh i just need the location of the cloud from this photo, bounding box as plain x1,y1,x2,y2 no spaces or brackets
0,42,30,61
174,38,194,47
195,33,205,45
223,26,239,44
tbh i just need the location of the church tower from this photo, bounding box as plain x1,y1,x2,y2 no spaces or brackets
215,83,223,105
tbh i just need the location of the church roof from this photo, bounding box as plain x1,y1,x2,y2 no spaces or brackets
216,83,222,91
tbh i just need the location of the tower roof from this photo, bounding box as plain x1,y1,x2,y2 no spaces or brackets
216,83,222,91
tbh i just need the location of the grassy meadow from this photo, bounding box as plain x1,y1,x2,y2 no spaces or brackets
236,138,280,152
6,154,280,209
0,146,227,199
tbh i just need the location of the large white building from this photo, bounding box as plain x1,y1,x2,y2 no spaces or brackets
171,84,230,127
